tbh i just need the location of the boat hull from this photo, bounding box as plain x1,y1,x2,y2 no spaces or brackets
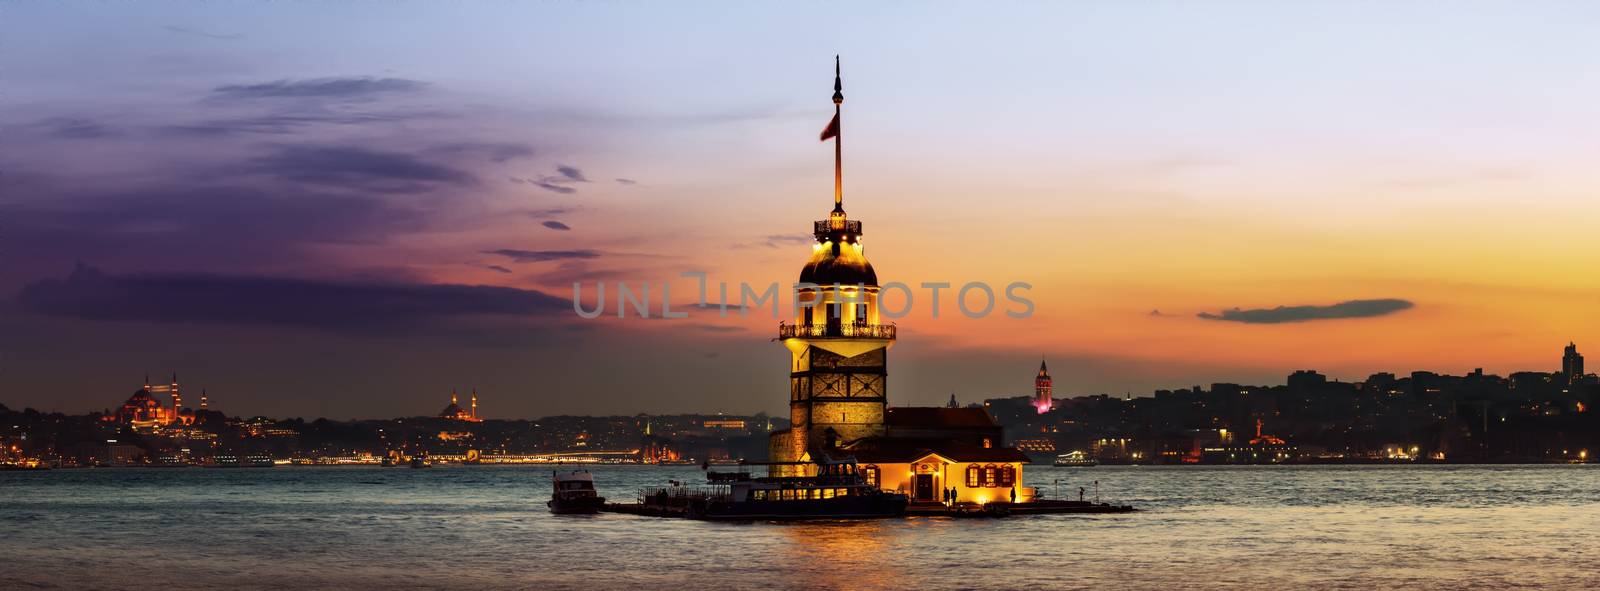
548,496,607,515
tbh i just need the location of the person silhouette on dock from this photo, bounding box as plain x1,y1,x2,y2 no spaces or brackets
1009,487,1016,503
1078,486,1086,502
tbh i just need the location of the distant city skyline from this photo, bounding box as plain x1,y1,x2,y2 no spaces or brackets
10,340,1589,421
4,3,1600,417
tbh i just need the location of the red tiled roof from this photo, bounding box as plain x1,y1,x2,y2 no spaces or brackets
844,436,1030,464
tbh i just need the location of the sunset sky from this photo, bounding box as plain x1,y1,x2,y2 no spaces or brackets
5,2,1600,418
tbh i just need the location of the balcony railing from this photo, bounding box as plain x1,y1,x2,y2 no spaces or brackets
778,322,896,340
814,219,863,237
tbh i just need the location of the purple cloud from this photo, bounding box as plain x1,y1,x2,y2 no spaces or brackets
19,264,568,332
211,77,429,100
556,165,588,182
482,249,601,263
248,145,475,190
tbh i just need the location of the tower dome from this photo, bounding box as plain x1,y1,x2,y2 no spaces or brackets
798,223,877,286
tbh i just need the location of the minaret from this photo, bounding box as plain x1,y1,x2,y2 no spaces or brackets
171,372,182,412
451,389,458,406
1034,360,1054,414
200,389,209,410
470,389,478,420
770,57,895,476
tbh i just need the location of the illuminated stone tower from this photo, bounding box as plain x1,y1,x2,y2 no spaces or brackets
1033,360,1053,414
769,57,896,475
470,389,479,420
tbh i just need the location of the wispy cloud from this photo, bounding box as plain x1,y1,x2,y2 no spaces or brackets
1198,299,1415,324
512,165,595,194
510,176,577,194
211,77,429,100
615,178,638,185
542,221,571,231
29,117,118,139
524,207,577,217
163,25,243,40
734,234,814,249
482,249,601,263
247,145,475,191
422,142,535,163
556,165,588,182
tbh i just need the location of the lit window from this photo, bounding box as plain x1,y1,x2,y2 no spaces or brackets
966,465,980,487
999,465,1015,487
984,465,997,488
863,465,880,487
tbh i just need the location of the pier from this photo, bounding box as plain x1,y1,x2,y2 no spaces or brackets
599,497,1136,520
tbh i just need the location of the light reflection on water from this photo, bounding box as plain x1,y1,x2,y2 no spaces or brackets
2,465,1597,590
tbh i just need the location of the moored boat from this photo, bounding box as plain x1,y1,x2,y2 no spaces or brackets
549,470,606,514
663,457,908,520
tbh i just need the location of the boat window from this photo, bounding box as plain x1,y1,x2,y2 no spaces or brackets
753,490,766,501
837,488,849,497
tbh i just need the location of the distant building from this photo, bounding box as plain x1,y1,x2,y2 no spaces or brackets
114,373,195,431
1287,370,1327,391
438,389,482,422
1562,342,1584,384
1201,419,1299,464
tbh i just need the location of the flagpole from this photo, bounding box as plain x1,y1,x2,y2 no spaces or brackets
833,55,844,212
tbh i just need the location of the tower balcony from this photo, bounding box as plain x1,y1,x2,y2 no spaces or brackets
778,321,896,340
814,219,862,240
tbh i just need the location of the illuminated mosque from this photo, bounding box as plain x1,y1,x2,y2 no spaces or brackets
114,373,208,431
767,58,1031,504
438,389,482,422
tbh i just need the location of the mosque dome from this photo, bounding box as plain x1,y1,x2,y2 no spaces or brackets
123,389,160,409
